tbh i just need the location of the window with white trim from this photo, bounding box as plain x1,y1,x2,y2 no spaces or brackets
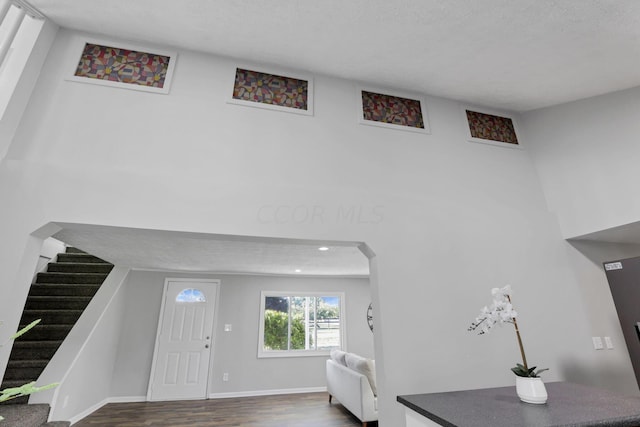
258,291,345,358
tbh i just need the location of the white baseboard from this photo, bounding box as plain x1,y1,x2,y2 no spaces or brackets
69,395,146,425
106,395,147,403
68,398,109,425
208,386,327,399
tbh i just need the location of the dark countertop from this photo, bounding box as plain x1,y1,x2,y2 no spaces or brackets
397,382,640,427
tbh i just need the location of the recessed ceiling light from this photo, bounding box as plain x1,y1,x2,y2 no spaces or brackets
318,246,329,251
295,269,302,273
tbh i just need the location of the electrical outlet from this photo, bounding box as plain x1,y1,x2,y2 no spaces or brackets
223,373,229,382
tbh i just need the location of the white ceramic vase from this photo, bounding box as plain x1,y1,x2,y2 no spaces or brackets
516,376,548,404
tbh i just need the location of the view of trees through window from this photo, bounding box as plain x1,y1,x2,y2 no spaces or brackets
263,295,341,352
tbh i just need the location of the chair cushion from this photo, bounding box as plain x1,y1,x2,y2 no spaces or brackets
330,349,348,366
345,352,377,396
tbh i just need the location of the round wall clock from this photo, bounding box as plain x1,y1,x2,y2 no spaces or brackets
366,303,374,332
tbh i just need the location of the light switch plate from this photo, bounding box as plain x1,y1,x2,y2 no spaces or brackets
592,336,604,350
604,336,613,349
224,324,232,332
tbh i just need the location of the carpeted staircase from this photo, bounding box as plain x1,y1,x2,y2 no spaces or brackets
0,247,113,425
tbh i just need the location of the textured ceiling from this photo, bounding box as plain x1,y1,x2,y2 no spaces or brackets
28,0,640,112
52,224,370,277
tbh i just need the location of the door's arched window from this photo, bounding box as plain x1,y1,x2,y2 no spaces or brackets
176,288,206,303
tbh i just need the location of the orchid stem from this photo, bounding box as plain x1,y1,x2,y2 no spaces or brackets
508,295,528,370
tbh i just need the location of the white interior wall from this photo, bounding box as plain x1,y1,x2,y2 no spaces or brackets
522,87,640,240
0,28,635,426
521,89,640,396
109,271,373,399
34,237,66,278
50,273,126,423
0,18,57,160
38,237,66,261
108,270,163,399
210,274,373,395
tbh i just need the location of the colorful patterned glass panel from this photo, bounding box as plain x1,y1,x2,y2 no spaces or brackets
176,288,206,303
466,110,519,145
74,43,170,88
232,68,308,110
361,91,425,129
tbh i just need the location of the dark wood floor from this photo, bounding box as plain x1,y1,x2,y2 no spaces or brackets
73,392,378,426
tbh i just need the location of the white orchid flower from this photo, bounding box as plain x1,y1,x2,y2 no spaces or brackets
468,286,517,334
468,286,543,378
491,285,512,298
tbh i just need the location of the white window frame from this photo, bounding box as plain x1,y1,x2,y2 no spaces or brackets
258,291,346,358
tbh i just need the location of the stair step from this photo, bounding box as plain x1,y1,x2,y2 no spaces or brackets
3,368,44,381
28,284,101,297
0,403,52,423
24,296,93,311
47,263,113,274
36,272,109,284
20,310,83,325
0,390,45,406
56,253,106,264
0,395,29,405
7,359,49,369
16,324,73,341
3,359,47,380
1,247,106,409
9,341,63,360
65,247,86,254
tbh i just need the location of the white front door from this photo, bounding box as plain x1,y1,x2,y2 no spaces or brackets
148,278,219,401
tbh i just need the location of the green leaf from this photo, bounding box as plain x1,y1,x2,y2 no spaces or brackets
511,363,549,378
0,382,36,402
511,365,528,377
0,382,58,403
10,319,41,340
